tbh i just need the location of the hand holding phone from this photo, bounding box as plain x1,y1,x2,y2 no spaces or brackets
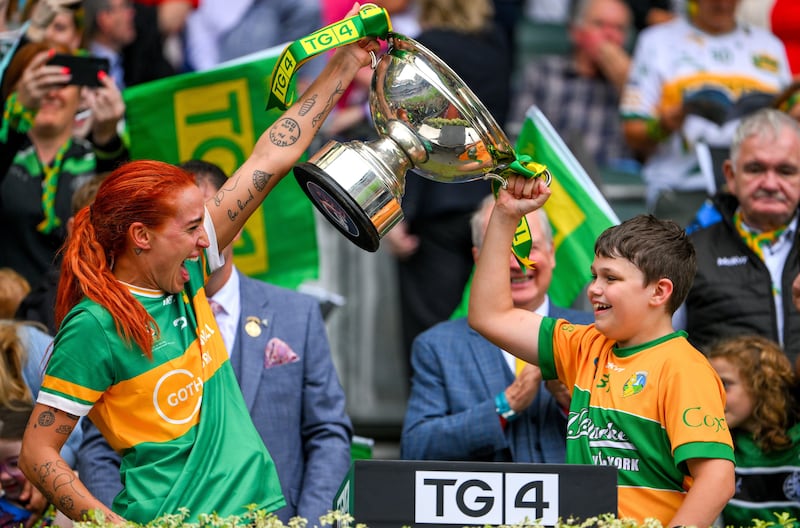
47,54,110,87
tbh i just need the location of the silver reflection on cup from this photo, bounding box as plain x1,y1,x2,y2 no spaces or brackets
294,32,518,252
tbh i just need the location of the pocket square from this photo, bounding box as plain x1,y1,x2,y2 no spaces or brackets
264,337,299,368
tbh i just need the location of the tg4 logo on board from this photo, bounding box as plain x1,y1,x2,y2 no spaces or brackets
415,470,559,525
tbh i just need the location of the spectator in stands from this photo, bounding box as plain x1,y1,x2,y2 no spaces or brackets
621,0,791,226
0,269,29,319
623,0,674,32
508,0,635,175
16,172,108,335
0,41,127,290
185,0,322,86
400,195,593,462
81,0,135,88
83,0,174,88
42,1,82,51
0,319,83,526
677,109,800,364
738,0,800,78
708,334,800,527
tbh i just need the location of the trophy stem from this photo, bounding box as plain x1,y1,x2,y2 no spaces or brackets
294,131,422,252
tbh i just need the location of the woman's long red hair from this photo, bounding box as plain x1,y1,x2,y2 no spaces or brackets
55,160,197,358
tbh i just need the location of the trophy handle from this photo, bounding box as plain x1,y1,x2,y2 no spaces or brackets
482,166,553,190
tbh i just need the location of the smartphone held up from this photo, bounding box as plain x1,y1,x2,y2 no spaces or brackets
47,54,110,87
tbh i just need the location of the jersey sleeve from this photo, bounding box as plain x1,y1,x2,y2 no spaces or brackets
38,307,116,417
539,318,597,388
662,350,735,470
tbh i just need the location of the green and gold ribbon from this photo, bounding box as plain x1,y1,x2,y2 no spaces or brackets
37,139,71,235
491,154,552,270
266,3,392,111
734,210,786,261
0,92,37,141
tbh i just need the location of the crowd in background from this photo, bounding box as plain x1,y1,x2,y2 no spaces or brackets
2,0,800,526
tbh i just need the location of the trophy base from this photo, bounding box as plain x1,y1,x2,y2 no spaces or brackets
295,162,382,252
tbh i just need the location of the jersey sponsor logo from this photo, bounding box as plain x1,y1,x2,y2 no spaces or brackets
592,451,640,472
717,255,748,267
559,323,576,333
752,54,780,73
605,361,624,372
163,295,175,305
153,368,203,424
566,409,635,449
681,406,727,432
784,472,800,501
622,371,647,397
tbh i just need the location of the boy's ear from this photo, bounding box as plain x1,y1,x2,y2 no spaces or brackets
650,277,674,307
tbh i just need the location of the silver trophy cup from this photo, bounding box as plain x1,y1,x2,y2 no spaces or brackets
293,33,518,252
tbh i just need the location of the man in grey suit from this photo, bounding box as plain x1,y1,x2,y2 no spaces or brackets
77,161,353,524
401,195,593,462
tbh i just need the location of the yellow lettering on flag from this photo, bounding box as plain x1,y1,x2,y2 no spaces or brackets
513,221,531,247
174,78,269,275
271,51,298,103
544,175,585,250
300,20,358,54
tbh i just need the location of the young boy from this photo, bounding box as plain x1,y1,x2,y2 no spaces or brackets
468,175,735,527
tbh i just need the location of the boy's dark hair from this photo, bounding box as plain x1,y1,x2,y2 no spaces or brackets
595,214,696,314
179,159,228,191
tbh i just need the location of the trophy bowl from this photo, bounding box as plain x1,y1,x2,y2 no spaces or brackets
294,32,517,252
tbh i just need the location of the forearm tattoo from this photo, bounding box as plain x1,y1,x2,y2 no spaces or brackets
31,407,85,518
253,170,271,192
33,458,85,517
213,175,241,207
268,117,300,146
299,94,317,116
312,80,345,128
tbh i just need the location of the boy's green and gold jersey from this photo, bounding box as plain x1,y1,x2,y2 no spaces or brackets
539,319,735,524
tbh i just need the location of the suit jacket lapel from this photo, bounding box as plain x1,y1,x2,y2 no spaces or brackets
236,278,273,412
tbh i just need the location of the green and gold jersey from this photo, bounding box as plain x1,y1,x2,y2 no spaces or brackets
539,319,735,525
723,424,800,528
38,249,285,523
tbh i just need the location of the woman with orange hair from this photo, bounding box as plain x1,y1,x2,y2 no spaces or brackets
17,4,380,524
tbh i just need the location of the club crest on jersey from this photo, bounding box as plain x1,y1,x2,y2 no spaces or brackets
622,371,647,397
752,53,779,73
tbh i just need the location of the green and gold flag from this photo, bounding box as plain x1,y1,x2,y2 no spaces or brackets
122,49,318,289
451,106,619,317
518,105,619,308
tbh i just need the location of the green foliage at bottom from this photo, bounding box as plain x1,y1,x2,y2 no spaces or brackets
73,508,799,528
